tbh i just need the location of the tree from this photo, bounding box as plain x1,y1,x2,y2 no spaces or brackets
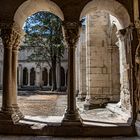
21,11,65,91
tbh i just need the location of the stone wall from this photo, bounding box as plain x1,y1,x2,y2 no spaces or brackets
76,25,87,100
18,48,68,89
83,11,121,109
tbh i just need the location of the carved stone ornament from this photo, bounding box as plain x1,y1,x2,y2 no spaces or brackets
63,21,81,47
134,19,140,115
0,22,23,49
135,19,140,64
135,19,140,40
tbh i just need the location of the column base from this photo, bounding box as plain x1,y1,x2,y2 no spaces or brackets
0,111,19,124
62,110,82,126
135,120,140,136
84,100,106,110
0,106,24,124
77,93,86,101
12,104,24,119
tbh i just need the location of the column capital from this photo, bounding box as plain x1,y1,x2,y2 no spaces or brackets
62,21,82,48
135,19,140,64
116,30,125,41
0,21,24,49
135,19,140,41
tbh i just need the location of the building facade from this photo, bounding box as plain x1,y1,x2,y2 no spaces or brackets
18,47,68,91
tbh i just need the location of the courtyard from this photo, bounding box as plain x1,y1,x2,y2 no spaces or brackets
0,91,128,125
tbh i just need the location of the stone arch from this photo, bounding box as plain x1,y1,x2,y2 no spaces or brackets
30,67,35,86
61,67,65,86
80,0,131,29
42,67,48,86
78,5,132,117
23,67,28,85
14,0,64,29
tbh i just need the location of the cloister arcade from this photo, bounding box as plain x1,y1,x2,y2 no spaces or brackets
0,0,140,137
18,65,67,88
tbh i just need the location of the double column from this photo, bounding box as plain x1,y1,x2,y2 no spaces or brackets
0,22,23,123
62,21,82,125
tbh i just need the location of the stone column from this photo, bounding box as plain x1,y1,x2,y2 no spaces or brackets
75,45,80,96
65,69,67,87
47,68,49,87
116,30,130,112
119,25,135,124
135,19,140,135
28,68,30,86
56,60,61,91
77,26,86,101
35,66,41,87
12,46,24,119
0,22,23,123
18,65,22,87
62,21,82,125
48,68,51,87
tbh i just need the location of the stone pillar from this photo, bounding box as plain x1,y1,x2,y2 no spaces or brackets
19,65,22,87
35,65,41,87
62,21,82,125
75,44,80,96
84,13,114,109
56,60,61,91
28,68,30,86
116,31,130,112
47,68,49,87
65,70,67,87
77,26,86,101
135,19,140,135
12,46,24,119
0,22,23,123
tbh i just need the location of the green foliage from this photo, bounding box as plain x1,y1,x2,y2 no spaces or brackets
21,11,65,66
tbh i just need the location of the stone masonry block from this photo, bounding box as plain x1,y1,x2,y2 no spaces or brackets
89,87,103,95
88,80,110,87
90,74,109,81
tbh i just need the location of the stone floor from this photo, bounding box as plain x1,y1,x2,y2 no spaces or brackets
0,136,139,140
0,92,137,139
0,92,128,124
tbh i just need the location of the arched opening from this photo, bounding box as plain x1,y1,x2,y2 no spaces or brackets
42,68,48,86
61,67,65,87
14,0,64,29
30,68,35,86
12,0,67,119
76,0,131,124
23,67,28,85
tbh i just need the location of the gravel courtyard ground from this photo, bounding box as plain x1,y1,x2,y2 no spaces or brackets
18,94,67,116
0,91,128,124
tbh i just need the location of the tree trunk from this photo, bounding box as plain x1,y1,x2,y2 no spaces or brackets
51,55,57,91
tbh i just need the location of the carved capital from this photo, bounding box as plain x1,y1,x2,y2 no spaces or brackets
116,25,134,42
135,20,140,64
0,22,22,49
63,21,81,48
135,19,140,40
116,30,125,41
